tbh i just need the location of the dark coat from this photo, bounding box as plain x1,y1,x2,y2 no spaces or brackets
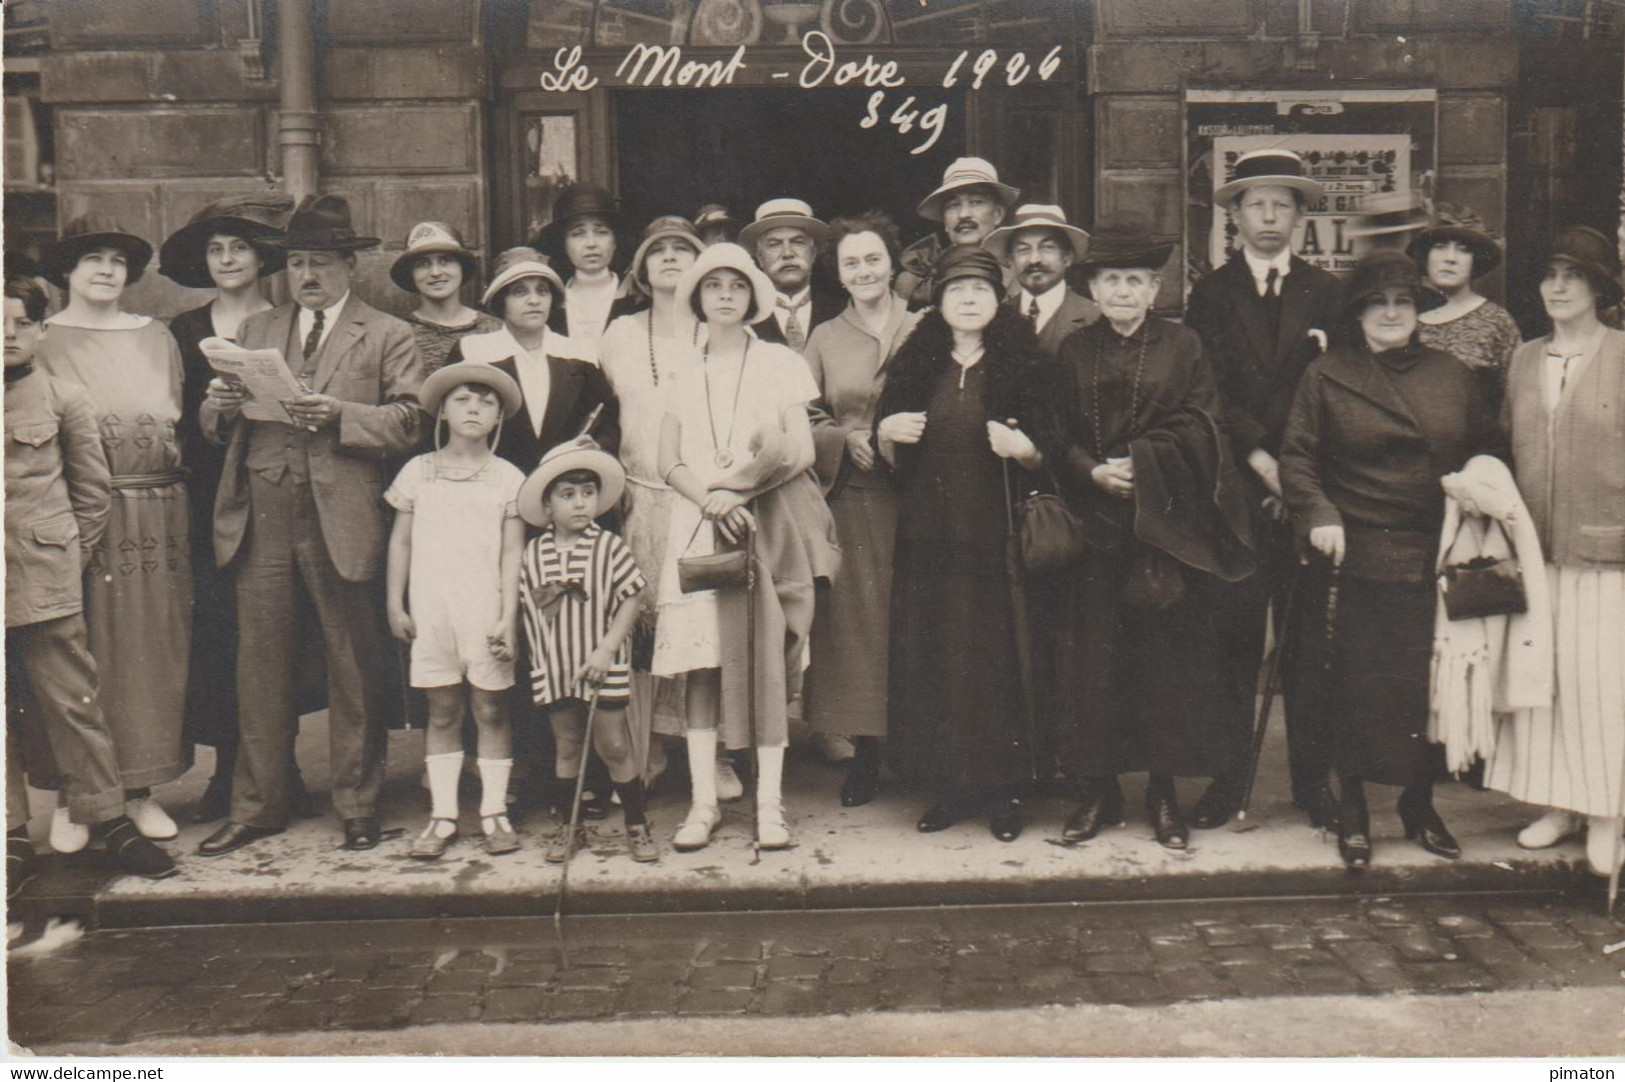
1184,252,1342,459
1007,286,1100,359
752,289,843,350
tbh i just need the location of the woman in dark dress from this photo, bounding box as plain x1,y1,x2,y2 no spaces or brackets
158,195,291,823
1281,249,1503,870
874,246,1052,842
1042,220,1258,852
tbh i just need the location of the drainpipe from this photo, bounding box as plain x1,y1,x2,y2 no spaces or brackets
277,0,320,200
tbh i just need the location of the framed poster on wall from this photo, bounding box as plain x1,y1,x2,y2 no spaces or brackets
1184,88,1438,288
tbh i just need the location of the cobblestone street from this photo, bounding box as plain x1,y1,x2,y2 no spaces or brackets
9,891,1623,1053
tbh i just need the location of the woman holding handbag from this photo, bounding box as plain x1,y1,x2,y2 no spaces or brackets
1485,226,1625,876
1281,249,1503,870
652,243,839,853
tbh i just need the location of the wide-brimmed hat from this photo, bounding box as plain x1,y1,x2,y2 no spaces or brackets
531,183,625,265
673,242,776,325
517,436,627,528
1075,217,1174,276
40,215,154,290
1213,148,1324,206
1408,203,1503,280
737,198,831,253
270,194,380,252
628,215,703,288
390,221,480,294
981,204,1090,263
694,204,744,244
418,360,524,421
1345,190,1429,239
480,247,566,316
917,157,1020,223
1540,225,1624,309
158,193,293,289
1340,249,1445,322
929,246,1005,302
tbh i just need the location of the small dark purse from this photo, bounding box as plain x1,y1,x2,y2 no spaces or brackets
1018,491,1086,572
676,518,749,594
1439,555,1526,621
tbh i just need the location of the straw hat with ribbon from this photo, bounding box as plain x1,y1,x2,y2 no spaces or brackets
1214,148,1324,207
390,221,481,294
418,360,523,421
981,203,1091,263
517,436,627,528
916,157,1020,223
40,215,154,290
673,242,777,325
1345,190,1430,240
737,198,831,253
480,247,567,318
158,193,293,289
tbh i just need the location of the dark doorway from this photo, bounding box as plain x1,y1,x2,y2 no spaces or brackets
614,87,968,251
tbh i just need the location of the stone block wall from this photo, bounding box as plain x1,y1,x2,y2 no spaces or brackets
39,0,489,321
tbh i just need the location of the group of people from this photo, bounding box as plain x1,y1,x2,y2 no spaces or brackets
6,147,1623,898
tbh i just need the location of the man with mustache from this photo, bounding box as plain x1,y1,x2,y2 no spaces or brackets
983,204,1099,358
895,158,1020,309
198,194,423,857
739,198,841,354
1183,149,1342,833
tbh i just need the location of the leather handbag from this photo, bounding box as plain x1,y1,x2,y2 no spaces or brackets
1018,490,1086,572
676,518,749,595
1439,555,1526,621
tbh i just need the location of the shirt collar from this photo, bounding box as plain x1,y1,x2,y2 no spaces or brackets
1242,247,1292,292
777,288,810,309
1018,281,1068,324
300,291,350,326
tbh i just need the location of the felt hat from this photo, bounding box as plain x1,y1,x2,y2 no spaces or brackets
40,215,153,290
673,242,777,325
517,436,627,528
1075,216,1175,276
628,215,703,288
916,157,1020,223
270,194,380,252
480,247,566,317
1345,190,1430,239
929,245,1005,302
390,221,480,294
982,204,1090,263
418,360,523,420
1408,203,1503,280
531,182,626,266
158,193,293,289
1340,249,1445,322
694,204,745,244
1213,148,1324,206
737,198,831,253
1539,224,1624,309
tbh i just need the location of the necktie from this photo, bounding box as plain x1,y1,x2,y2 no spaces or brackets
1263,267,1280,298
303,308,326,364
1027,295,1041,325
779,298,806,351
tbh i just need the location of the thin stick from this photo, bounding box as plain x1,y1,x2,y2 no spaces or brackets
553,682,602,969
1237,566,1301,820
745,515,760,866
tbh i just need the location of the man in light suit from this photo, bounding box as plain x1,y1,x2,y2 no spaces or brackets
738,198,842,353
983,203,1099,358
197,194,423,856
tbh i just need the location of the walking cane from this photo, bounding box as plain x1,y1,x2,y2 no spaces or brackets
1236,566,1301,821
553,681,603,969
743,513,761,867
1609,717,1625,915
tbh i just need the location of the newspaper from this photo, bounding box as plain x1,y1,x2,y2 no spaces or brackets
200,337,306,425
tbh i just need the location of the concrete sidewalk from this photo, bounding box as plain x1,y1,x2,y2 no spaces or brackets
19,705,1595,929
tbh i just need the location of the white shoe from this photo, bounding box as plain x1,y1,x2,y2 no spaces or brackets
126,796,179,840
757,804,791,850
49,806,89,854
1585,816,1623,878
715,758,744,803
672,804,721,851
1516,808,1582,850
817,734,855,764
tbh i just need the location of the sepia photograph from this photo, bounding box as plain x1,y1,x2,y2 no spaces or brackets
2,0,1623,1062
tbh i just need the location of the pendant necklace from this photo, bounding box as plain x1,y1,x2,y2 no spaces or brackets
702,337,750,469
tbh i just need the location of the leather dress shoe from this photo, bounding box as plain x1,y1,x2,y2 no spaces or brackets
840,757,879,808
916,800,963,833
342,816,381,850
989,798,1024,842
1062,781,1125,843
1190,780,1236,830
1146,792,1189,850
198,821,284,857
1398,797,1461,861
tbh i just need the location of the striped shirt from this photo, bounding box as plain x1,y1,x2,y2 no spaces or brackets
519,522,646,706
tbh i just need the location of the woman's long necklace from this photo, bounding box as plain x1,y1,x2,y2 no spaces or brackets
646,309,703,386
702,338,750,469
1090,324,1147,462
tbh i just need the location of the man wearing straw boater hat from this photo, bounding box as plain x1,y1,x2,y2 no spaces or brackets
1184,148,1344,832
895,156,1020,308
983,203,1099,358
198,193,424,857
737,198,841,353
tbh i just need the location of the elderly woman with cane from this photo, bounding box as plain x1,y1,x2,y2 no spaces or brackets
1281,249,1503,870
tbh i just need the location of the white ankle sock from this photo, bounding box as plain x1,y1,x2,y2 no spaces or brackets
756,744,785,808
425,752,462,821
686,729,718,809
477,758,513,818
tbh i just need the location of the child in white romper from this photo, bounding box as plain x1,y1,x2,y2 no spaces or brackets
386,362,527,858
